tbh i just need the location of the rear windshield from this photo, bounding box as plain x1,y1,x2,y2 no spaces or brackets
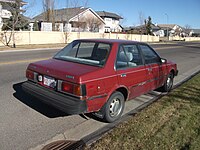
54,41,111,67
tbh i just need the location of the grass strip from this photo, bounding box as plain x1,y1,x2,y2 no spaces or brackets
86,74,200,150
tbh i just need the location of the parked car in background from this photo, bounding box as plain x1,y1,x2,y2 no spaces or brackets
22,39,178,122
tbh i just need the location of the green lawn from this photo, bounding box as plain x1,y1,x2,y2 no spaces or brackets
86,74,200,150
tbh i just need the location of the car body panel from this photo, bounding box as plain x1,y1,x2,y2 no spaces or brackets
116,66,149,99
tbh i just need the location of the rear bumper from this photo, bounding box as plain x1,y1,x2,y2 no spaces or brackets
22,81,87,114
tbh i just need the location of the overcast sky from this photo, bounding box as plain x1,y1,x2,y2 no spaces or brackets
24,0,200,29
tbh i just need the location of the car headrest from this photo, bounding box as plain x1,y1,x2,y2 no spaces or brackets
119,51,133,62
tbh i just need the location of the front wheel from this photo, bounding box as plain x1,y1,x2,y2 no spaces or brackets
102,92,125,123
160,72,174,92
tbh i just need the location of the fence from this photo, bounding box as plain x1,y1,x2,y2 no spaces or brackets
1,31,200,46
169,36,200,42
0,31,160,46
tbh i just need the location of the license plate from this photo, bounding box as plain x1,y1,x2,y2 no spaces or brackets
44,76,56,88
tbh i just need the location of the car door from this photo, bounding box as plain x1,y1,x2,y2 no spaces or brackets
139,44,166,90
115,44,149,99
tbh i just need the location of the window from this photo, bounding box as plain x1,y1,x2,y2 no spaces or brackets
54,41,111,67
116,44,143,69
77,43,95,58
91,43,110,62
139,45,160,64
123,45,143,66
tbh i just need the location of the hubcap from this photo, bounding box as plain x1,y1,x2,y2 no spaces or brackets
109,98,122,117
167,75,172,89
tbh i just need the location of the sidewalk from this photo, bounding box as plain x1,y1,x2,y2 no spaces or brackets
0,43,67,51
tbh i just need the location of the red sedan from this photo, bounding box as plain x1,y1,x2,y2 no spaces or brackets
22,39,178,122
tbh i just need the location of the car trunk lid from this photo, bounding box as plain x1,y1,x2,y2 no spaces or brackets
28,58,101,83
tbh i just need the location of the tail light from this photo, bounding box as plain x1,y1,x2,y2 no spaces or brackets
62,82,74,93
26,70,34,80
26,69,38,82
58,80,86,97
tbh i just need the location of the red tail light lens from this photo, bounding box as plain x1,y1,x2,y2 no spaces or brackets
59,81,86,97
26,70,34,80
62,82,74,93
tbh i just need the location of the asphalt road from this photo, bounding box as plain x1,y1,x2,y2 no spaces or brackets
0,42,200,150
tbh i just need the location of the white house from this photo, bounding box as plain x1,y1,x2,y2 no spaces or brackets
0,0,12,30
0,0,27,31
96,11,123,33
157,24,184,37
33,7,105,33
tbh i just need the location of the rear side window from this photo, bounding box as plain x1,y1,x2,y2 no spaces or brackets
139,45,160,64
91,43,110,62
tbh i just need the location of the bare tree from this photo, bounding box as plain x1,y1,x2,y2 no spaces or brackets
68,0,88,8
83,16,102,32
62,0,89,42
184,24,191,36
43,0,53,21
174,28,182,36
42,0,55,30
23,0,36,18
118,13,126,26
138,11,145,25
65,0,89,32
185,24,191,29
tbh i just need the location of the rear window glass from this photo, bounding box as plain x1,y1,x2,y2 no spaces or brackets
54,41,111,67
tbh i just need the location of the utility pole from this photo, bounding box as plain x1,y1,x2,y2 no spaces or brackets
165,13,169,41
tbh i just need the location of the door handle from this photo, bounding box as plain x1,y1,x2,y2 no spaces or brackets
147,68,152,72
121,74,126,77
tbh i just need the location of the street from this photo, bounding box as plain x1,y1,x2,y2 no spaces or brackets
0,42,200,150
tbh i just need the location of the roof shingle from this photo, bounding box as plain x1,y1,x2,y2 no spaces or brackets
96,11,123,19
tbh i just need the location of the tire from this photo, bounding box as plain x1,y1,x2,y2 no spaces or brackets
101,91,125,123
160,72,174,92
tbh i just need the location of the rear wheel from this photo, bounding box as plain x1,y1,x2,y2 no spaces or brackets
101,92,125,123
160,72,174,92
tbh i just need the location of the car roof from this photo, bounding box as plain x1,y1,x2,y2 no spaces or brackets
75,38,147,45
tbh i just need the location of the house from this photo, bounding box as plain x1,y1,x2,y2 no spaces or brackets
33,7,105,33
189,29,200,37
96,11,123,33
157,24,184,37
124,24,160,35
0,0,27,31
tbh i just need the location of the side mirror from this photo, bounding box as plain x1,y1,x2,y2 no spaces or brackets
161,58,167,64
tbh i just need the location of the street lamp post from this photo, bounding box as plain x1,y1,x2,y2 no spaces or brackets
165,13,169,41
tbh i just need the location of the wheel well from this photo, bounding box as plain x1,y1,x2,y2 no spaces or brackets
116,87,128,101
170,69,175,77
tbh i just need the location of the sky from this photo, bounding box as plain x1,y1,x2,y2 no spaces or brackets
24,0,200,29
